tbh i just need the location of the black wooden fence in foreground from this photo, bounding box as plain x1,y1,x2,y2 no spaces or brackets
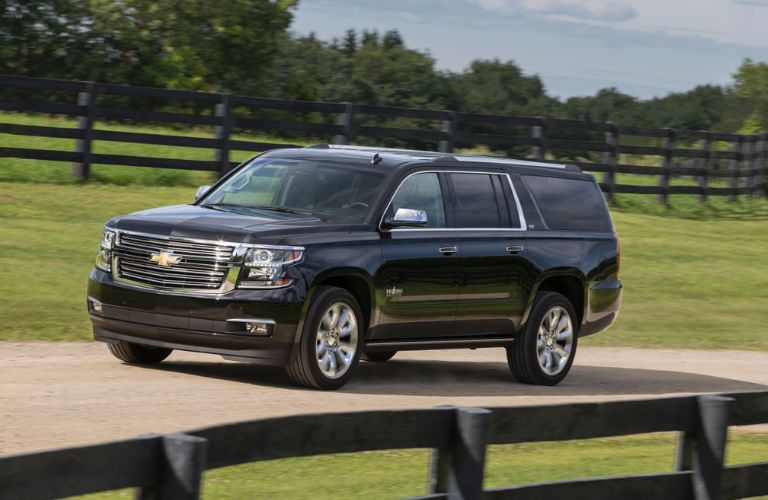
1,391,767,500
1,74,766,204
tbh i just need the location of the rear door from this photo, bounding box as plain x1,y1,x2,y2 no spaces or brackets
372,172,460,340
447,171,531,336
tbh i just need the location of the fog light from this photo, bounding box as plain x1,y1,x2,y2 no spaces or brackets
226,318,275,336
88,297,103,313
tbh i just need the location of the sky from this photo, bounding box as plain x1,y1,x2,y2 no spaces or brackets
290,0,768,100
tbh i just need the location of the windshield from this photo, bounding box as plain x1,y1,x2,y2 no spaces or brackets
200,158,385,223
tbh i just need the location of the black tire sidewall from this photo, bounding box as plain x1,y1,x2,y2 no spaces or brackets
520,292,579,385
299,286,364,390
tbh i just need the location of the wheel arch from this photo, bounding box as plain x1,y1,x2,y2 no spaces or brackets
295,269,376,344
524,272,586,329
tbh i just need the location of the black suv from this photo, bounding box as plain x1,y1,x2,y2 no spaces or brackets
87,145,622,389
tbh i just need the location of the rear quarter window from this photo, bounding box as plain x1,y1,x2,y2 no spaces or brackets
523,175,612,232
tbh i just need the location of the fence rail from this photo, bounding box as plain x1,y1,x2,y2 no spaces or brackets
0,74,767,203
1,391,767,500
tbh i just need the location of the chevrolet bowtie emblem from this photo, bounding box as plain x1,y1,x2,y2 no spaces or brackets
150,251,182,267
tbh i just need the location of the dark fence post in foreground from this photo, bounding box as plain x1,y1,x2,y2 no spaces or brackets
531,117,548,161
728,136,742,202
332,102,355,145
755,131,767,196
138,433,207,500
439,111,456,153
603,122,619,203
429,407,490,500
214,93,232,177
73,82,95,180
699,133,712,204
676,395,732,500
659,128,675,205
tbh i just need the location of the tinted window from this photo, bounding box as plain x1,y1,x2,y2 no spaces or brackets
389,173,446,228
523,175,612,232
449,173,505,228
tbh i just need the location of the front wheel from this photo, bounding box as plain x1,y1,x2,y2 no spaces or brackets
107,341,172,364
507,291,578,386
287,286,363,390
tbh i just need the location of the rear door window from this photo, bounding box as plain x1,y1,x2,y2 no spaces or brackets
523,175,612,232
448,173,513,228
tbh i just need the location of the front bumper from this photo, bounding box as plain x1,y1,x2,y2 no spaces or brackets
87,269,305,365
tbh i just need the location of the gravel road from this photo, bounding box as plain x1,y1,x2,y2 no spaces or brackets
1,342,766,456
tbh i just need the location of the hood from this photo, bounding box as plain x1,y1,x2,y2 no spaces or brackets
107,204,343,244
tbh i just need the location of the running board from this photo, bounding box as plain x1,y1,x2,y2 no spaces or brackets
365,336,516,352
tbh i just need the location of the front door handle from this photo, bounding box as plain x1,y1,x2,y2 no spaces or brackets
439,246,458,256
505,244,524,254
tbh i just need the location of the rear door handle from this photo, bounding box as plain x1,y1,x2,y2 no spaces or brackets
505,244,524,254
439,246,458,256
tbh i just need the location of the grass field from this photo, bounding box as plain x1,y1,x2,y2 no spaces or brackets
78,432,768,499
1,180,767,348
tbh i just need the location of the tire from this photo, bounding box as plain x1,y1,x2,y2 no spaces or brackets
507,291,578,386
107,341,172,364
362,351,397,362
287,286,364,390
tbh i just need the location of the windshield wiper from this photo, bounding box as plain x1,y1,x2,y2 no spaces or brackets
250,205,312,215
200,203,244,211
251,205,331,222
203,203,329,221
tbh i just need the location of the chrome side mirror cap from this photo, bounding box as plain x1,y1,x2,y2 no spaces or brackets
385,208,428,228
195,185,211,201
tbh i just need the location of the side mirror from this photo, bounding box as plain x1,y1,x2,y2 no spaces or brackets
384,208,428,228
195,185,211,201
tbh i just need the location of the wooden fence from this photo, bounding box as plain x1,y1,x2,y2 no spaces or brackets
1,391,767,500
0,74,766,203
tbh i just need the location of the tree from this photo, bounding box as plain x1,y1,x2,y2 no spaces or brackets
563,87,646,125
1,0,298,93
733,58,768,131
452,59,558,116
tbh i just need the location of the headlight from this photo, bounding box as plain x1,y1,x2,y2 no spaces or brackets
238,245,304,289
95,228,115,272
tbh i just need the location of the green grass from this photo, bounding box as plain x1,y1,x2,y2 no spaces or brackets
1,180,768,348
76,432,768,499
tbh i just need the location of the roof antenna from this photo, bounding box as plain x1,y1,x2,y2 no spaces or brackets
371,153,383,166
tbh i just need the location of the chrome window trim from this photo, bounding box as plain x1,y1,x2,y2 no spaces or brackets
378,170,528,233
105,227,303,295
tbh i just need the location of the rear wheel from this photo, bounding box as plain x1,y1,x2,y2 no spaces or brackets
287,286,363,390
107,341,172,364
362,351,397,362
507,291,578,386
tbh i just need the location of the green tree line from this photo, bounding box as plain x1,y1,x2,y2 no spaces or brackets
2,0,767,132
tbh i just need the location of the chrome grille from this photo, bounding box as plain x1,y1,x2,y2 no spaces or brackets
114,232,235,290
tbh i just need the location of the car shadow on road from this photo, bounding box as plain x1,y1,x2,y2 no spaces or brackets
145,357,767,397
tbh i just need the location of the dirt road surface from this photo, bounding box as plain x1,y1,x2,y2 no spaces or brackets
1,342,766,456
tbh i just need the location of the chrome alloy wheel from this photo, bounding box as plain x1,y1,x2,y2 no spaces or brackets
315,301,359,379
536,305,574,376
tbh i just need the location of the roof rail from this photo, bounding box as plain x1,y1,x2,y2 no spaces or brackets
303,144,580,171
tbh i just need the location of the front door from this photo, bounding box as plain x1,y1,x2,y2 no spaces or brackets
372,172,459,340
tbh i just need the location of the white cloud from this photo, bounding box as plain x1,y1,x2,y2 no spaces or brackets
518,0,637,21
472,0,512,10
468,0,637,21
